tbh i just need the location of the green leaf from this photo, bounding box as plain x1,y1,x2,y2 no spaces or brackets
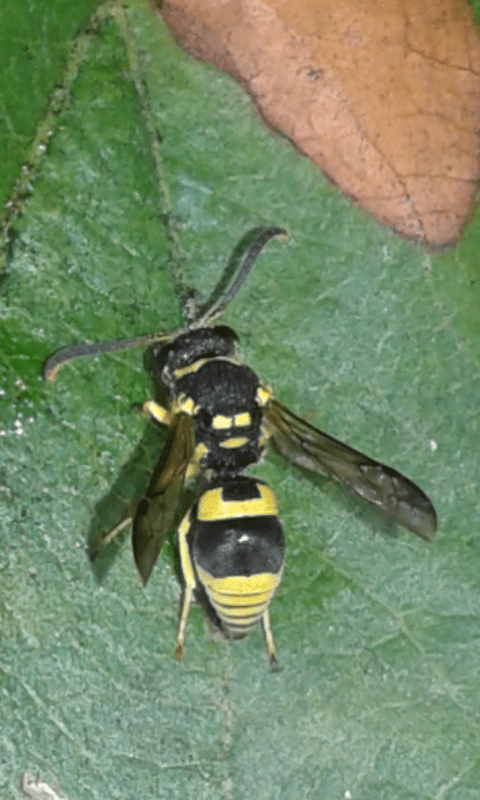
0,0,101,211
2,3,480,799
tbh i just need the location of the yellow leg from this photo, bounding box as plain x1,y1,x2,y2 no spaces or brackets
175,584,194,661
143,399,173,426
175,512,196,661
261,609,280,671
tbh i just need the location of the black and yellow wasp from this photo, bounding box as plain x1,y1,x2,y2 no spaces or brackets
44,227,437,668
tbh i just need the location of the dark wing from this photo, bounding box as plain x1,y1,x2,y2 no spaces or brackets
133,413,195,584
265,398,437,540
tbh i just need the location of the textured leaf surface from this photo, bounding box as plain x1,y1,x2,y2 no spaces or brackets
1,3,480,799
0,0,100,210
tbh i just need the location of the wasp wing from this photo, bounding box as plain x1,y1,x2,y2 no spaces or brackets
265,398,437,540
133,413,195,584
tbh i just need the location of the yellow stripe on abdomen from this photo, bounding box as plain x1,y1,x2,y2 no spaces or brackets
196,566,282,634
197,483,278,522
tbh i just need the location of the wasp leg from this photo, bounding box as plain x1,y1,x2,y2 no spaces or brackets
175,586,194,661
89,516,132,561
143,399,173,426
174,514,196,661
261,609,281,672
101,516,132,546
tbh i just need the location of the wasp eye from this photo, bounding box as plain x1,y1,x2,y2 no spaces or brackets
212,325,239,343
197,408,213,427
151,342,173,379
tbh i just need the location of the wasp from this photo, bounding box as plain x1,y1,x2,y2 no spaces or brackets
44,227,437,669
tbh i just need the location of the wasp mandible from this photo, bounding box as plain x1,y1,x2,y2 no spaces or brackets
44,227,437,669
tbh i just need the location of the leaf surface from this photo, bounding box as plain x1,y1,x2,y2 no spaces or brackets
1,3,480,799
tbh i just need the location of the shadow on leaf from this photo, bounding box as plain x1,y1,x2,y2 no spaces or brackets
87,423,165,582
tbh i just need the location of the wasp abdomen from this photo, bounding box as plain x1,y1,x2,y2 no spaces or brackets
194,511,285,638
196,567,282,639
177,476,285,652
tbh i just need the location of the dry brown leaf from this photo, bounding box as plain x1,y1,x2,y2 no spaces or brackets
157,0,480,247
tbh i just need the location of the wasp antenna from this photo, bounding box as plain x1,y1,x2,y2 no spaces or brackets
43,331,171,381
194,226,288,326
